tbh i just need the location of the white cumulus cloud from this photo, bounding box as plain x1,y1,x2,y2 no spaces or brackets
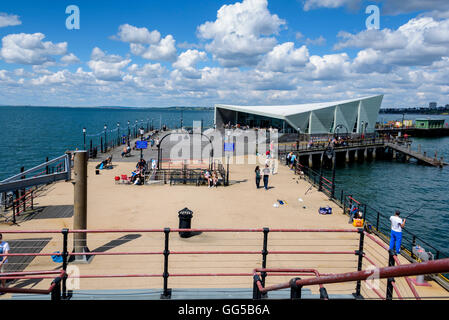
0,33,67,65
0,13,21,28
197,0,286,67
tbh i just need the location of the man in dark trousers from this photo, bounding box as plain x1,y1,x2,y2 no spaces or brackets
262,164,270,190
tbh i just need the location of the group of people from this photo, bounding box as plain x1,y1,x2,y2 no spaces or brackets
129,158,147,185
202,170,219,188
254,164,271,190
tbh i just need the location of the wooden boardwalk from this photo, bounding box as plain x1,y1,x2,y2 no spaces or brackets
386,142,447,167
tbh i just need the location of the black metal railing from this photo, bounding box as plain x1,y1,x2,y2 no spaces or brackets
292,161,448,264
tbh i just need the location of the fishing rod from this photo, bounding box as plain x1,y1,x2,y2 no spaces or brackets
403,204,425,219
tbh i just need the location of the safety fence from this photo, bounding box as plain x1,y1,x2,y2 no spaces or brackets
145,159,227,186
290,159,449,289
0,155,71,223
0,227,431,300
0,270,66,300
278,137,385,155
2,227,447,300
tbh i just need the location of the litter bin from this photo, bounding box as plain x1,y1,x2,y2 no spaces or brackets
178,207,193,238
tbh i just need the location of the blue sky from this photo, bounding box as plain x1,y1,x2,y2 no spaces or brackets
0,0,448,108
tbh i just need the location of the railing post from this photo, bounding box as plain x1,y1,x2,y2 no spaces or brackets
290,277,302,300
51,277,62,301
386,251,396,300
160,227,172,299
30,191,34,210
12,200,16,224
261,227,269,296
61,228,69,299
253,274,262,300
354,228,365,299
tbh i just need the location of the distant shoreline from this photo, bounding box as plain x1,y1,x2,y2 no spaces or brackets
0,105,214,111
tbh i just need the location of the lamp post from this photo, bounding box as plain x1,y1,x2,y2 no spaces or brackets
324,146,336,199
180,110,183,129
297,127,301,151
226,131,231,186
117,122,120,145
139,127,145,160
127,120,130,142
82,128,86,151
335,124,348,139
104,124,107,152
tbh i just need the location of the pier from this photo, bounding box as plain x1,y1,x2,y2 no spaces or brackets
279,138,447,168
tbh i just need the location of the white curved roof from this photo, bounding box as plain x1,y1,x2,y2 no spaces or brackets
215,95,384,134
215,95,383,118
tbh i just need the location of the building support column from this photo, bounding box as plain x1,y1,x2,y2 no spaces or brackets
345,150,350,163
372,148,376,160
308,154,313,168
354,150,359,162
364,148,368,160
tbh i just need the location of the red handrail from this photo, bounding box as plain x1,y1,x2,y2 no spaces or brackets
0,270,65,295
258,258,449,295
364,231,420,299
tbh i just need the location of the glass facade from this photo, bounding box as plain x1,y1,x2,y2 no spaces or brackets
236,112,296,132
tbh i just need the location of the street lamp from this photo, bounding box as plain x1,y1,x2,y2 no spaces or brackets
324,146,336,199
139,127,145,159
225,131,231,186
117,122,120,145
82,128,86,151
104,124,107,152
297,127,301,151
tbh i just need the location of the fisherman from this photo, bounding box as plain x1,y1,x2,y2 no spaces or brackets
389,210,406,255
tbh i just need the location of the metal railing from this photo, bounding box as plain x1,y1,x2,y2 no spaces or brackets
289,159,449,291
0,228,365,299
253,258,449,300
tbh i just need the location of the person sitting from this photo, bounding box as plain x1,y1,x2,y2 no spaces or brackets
97,155,113,170
121,146,131,157
203,170,212,187
136,158,147,172
212,171,218,187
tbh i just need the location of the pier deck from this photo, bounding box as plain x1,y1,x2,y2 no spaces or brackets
0,155,448,300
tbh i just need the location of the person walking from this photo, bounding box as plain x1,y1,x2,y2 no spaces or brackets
255,166,261,189
262,164,270,190
286,152,292,166
0,234,10,291
389,210,406,255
